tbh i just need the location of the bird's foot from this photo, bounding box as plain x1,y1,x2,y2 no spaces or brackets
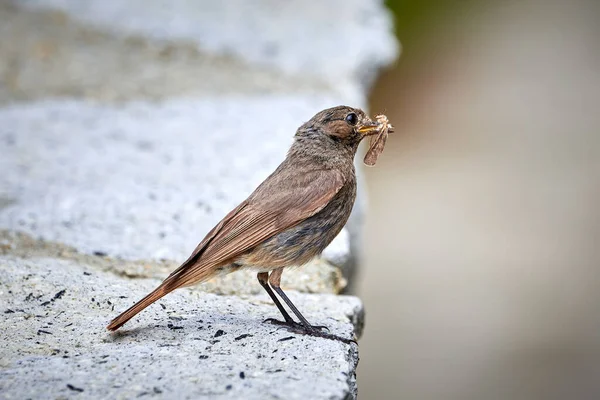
263,318,328,332
263,318,356,345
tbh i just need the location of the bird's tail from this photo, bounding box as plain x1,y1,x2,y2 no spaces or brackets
107,282,173,331
106,257,221,331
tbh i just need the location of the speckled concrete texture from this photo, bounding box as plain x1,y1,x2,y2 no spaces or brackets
0,231,348,295
0,256,362,399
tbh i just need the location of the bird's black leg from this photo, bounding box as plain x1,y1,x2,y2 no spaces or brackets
258,271,308,331
264,268,356,344
270,285,325,331
257,272,294,324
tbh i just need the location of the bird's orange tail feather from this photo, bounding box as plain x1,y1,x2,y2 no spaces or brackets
107,284,172,331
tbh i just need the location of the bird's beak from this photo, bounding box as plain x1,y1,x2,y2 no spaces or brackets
357,120,380,136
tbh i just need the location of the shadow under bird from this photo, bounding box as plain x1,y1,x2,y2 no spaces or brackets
107,105,389,343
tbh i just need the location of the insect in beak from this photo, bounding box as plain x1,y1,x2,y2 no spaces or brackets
363,114,394,166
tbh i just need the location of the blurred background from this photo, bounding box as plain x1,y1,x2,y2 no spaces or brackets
359,0,600,399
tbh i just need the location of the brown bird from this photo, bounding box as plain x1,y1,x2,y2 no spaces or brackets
107,106,384,343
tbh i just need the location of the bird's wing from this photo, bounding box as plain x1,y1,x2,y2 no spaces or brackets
164,169,345,288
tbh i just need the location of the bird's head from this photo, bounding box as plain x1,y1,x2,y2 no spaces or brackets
297,106,380,149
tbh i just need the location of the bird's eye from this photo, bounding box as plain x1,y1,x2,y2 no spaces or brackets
345,113,358,126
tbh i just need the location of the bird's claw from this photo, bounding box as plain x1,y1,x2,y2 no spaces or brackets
262,318,355,344
310,324,330,333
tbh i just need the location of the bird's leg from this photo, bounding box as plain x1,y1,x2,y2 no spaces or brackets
257,272,295,324
263,268,356,344
267,268,327,332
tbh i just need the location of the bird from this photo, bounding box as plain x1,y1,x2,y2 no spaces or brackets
107,105,384,343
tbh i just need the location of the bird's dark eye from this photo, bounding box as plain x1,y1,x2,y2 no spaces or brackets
345,113,358,126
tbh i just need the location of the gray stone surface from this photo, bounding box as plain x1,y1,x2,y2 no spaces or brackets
20,0,398,95
0,0,398,398
0,2,327,104
0,231,348,295
0,256,362,399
